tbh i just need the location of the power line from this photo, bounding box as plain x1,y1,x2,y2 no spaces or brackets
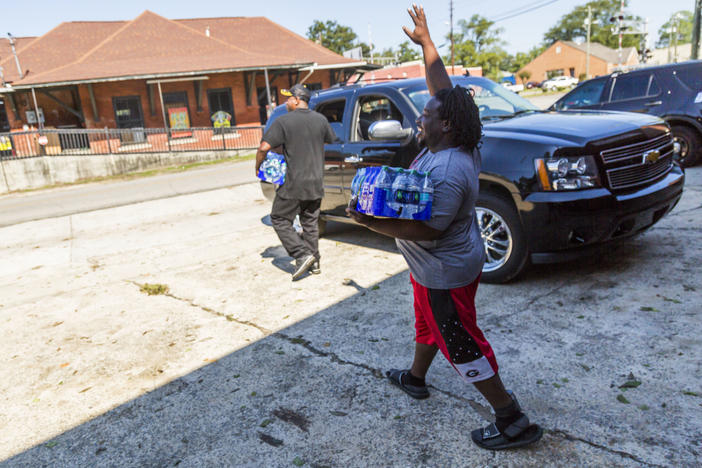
490,0,560,23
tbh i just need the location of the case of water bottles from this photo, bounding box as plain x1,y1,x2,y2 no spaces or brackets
257,151,287,185
350,166,433,220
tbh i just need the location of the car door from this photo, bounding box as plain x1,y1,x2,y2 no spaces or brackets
601,72,663,115
312,97,349,215
340,89,420,203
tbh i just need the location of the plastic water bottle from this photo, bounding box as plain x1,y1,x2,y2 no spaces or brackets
403,170,422,219
373,166,393,216
417,171,434,220
258,151,286,185
389,169,410,217
351,167,366,200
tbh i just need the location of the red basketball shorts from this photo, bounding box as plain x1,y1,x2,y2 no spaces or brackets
411,273,498,383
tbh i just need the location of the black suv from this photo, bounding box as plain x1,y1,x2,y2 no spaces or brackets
551,61,702,167
262,76,684,283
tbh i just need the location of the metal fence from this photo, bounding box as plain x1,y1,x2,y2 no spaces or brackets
0,126,264,160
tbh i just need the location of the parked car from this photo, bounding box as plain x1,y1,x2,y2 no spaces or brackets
261,77,684,283
501,82,524,93
525,81,540,89
542,75,579,90
550,61,702,167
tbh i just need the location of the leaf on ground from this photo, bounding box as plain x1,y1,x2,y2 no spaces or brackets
45,441,57,448
292,457,304,467
259,419,273,428
139,283,169,296
552,383,562,388
638,404,650,410
662,296,682,304
322,342,331,347
329,411,347,416
579,364,591,372
639,306,658,312
619,379,642,389
617,394,630,404
371,285,380,290
682,391,700,397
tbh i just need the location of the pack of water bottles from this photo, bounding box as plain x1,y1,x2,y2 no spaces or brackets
351,166,433,220
257,151,287,185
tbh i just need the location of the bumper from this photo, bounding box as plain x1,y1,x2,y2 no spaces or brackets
521,167,685,264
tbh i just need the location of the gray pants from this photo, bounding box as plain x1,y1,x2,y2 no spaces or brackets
270,195,321,261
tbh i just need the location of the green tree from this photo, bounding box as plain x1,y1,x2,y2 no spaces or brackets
396,41,421,62
543,0,643,49
448,15,509,81
518,70,532,85
656,11,694,47
306,20,359,54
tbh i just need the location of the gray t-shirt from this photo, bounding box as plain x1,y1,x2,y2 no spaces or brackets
396,147,486,289
262,108,336,200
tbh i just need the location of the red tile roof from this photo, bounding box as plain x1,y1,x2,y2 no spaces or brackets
1,11,360,88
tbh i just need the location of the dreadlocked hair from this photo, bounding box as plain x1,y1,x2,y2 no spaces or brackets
435,85,483,151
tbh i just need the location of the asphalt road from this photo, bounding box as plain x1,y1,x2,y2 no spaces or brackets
0,159,257,227
1,167,700,467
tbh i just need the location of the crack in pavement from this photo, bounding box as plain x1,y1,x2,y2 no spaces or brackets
549,429,665,468
157,286,664,466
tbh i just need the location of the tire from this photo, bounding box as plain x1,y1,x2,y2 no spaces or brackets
671,125,702,168
476,192,529,284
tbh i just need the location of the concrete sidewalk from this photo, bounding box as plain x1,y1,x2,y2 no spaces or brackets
1,170,701,467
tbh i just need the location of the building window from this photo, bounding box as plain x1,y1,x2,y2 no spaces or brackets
207,88,235,127
112,96,144,129
0,99,9,132
257,86,278,125
569,67,575,77
556,46,561,54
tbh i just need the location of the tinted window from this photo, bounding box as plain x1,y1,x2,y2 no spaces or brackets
610,73,654,101
674,66,702,91
316,99,346,141
555,79,606,110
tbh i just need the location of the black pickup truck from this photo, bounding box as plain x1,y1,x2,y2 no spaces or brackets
261,76,685,283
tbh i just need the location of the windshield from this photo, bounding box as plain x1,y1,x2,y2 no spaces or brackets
402,79,539,120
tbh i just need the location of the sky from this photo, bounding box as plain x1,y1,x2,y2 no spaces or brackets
2,0,697,55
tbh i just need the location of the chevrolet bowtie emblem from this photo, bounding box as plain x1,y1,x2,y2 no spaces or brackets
643,149,660,164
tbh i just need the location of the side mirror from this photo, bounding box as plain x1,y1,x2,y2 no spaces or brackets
368,120,412,141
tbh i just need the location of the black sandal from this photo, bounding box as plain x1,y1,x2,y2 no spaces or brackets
471,417,543,450
385,368,430,399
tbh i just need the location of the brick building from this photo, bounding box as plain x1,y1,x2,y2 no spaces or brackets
518,40,639,84
0,11,372,133
353,60,482,84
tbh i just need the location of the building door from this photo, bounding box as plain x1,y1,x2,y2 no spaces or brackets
162,91,191,130
207,88,235,127
257,86,277,125
0,98,10,132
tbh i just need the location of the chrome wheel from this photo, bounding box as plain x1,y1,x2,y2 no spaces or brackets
477,207,513,273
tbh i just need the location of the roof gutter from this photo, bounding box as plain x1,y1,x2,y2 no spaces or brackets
10,63,315,90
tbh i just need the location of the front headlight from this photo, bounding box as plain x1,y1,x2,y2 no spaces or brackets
534,155,601,191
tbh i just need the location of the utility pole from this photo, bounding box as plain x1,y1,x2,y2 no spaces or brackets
585,6,592,79
618,0,624,66
450,0,455,75
609,1,625,67
693,0,701,60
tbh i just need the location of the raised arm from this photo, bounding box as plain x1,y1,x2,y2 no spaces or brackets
402,4,452,95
